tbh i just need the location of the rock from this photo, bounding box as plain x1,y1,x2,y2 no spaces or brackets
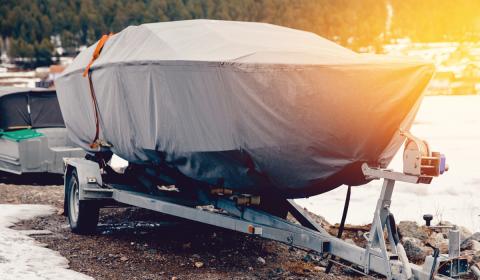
461,232,480,250
171,277,177,280
473,232,480,241
459,226,473,241
302,254,313,262
428,232,445,245
191,254,200,259
194,261,204,268
273,267,284,274
120,256,129,262
427,232,449,254
473,252,480,264
463,250,476,263
461,239,480,251
403,237,429,262
467,232,480,242
257,257,266,265
313,266,325,272
398,221,428,241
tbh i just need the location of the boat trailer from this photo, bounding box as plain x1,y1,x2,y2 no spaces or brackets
63,132,468,280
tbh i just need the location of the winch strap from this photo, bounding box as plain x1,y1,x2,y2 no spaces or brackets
83,33,112,148
87,71,101,148
83,34,112,77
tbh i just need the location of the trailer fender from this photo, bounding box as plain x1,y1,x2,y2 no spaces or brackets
63,158,103,201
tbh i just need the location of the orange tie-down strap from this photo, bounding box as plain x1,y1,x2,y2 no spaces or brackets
83,33,113,77
83,34,113,149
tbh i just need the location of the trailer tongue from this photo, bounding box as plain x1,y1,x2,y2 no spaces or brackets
63,131,467,280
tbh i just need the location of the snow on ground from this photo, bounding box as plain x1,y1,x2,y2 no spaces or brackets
298,95,480,233
0,204,92,280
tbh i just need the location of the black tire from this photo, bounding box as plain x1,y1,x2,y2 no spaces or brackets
66,169,99,234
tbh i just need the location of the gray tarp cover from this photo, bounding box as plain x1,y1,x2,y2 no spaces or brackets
55,20,434,198
0,87,64,130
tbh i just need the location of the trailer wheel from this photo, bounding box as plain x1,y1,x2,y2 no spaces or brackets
66,169,99,234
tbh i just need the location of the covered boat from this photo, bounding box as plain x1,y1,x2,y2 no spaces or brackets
55,20,434,198
0,87,84,174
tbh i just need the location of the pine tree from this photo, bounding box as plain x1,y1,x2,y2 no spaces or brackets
34,38,53,66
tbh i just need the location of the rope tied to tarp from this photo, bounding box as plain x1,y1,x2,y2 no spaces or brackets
83,33,112,149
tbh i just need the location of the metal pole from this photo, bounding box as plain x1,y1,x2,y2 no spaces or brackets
363,178,395,279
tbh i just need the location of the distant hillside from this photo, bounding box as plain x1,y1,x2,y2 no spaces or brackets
1,0,479,68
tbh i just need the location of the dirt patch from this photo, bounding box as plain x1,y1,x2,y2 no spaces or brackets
0,175,365,280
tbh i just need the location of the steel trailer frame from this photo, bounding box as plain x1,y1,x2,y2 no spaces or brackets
64,158,454,280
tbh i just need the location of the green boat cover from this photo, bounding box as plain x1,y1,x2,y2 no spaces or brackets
0,128,44,142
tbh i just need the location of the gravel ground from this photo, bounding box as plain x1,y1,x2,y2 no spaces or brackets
0,171,366,280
